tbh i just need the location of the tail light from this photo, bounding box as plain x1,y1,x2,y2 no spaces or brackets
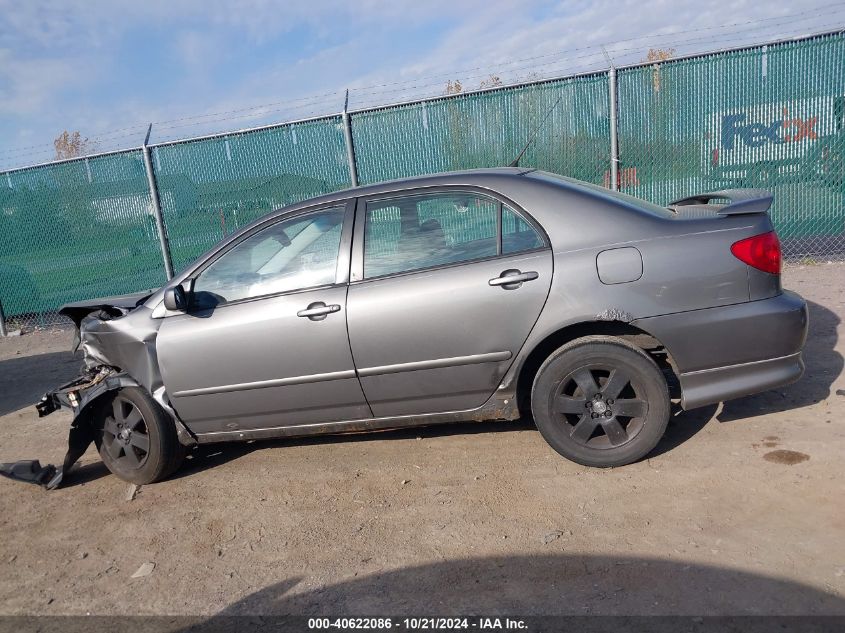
731,231,781,274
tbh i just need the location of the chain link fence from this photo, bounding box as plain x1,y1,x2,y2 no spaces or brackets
617,32,845,258
151,116,352,273
0,151,168,330
351,73,609,185
1,31,843,331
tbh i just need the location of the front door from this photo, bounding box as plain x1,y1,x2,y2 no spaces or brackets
346,190,553,417
156,203,371,435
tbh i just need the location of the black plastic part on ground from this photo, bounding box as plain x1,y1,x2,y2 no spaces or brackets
0,459,55,487
0,415,96,490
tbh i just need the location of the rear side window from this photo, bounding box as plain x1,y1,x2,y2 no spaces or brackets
363,192,545,279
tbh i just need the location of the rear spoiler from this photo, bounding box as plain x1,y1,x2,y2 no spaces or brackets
668,189,773,216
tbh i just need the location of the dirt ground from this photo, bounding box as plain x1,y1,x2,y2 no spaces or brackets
0,263,843,617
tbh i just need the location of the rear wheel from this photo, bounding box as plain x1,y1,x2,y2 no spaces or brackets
95,387,185,484
531,336,670,467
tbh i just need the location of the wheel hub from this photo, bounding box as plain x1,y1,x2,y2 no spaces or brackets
118,428,132,445
591,399,608,414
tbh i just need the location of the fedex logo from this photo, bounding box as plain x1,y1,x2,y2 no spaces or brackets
721,108,818,149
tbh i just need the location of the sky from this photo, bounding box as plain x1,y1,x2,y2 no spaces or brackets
0,0,842,170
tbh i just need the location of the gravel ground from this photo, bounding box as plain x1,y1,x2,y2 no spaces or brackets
0,263,843,616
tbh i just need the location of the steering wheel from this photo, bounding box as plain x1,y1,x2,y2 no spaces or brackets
234,272,262,286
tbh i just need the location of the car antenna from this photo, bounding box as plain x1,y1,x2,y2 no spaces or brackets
508,90,566,167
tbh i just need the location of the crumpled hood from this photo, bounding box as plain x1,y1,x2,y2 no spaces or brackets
59,290,156,329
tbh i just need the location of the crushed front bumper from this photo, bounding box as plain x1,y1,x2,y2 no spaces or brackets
1,366,117,490
35,366,114,418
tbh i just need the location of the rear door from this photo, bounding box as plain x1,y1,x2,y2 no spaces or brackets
346,188,553,417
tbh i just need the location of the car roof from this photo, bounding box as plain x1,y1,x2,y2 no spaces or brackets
276,167,538,213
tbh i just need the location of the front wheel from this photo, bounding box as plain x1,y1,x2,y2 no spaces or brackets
94,387,186,484
531,336,670,467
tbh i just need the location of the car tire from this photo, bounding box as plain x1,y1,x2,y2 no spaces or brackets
94,387,186,484
531,336,670,467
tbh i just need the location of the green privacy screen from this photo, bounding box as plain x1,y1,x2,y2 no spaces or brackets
1,32,843,326
151,116,351,273
351,73,611,186
0,151,166,323
617,32,845,256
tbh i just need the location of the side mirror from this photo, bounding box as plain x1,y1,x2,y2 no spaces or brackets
163,285,187,312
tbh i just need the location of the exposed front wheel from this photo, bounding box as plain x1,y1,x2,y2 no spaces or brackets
95,387,186,484
531,336,670,467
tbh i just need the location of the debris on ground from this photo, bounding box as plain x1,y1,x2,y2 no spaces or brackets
542,530,564,544
130,562,155,579
125,484,140,501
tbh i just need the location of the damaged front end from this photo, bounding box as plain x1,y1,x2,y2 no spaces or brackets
35,365,115,418
0,290,194,490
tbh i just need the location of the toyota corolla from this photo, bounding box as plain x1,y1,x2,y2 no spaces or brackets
0,168,808,488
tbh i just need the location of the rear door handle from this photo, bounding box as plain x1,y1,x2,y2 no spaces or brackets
297,302,341,320
489,269,539,289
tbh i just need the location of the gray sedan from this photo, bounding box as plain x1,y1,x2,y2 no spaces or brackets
3,168,808,488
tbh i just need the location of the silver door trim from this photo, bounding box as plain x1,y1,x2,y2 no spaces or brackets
357,351,512,378
172,369,358,397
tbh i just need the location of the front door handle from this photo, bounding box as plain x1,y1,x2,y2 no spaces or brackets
297,302,341,321
489,269,539,290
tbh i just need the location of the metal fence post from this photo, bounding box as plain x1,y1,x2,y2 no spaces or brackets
0,300,7,337
342,90,359,187
607,65,620,192
142,124,175,280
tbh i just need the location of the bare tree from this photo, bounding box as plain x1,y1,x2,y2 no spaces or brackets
444,79,464,95
644,48,675,93
478,74,503,90
54,131,96,160
445,75,505,95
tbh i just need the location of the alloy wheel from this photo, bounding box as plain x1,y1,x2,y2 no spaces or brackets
100,396,150,470
554,365,649,449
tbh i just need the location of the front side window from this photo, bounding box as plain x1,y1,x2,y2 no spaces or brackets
193,206,345,305
363,192,545,279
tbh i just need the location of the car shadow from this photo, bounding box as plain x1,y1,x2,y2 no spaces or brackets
169,418,537,482
65,460,111,486
175,555,845,620
717,299,842,422
648,403,718,458
169,402,719,483
0,351,81,416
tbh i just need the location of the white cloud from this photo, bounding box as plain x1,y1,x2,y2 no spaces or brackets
0,49,86,115
0,0,840,167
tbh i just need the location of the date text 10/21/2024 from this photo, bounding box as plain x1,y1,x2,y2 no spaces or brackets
307,617,529,630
